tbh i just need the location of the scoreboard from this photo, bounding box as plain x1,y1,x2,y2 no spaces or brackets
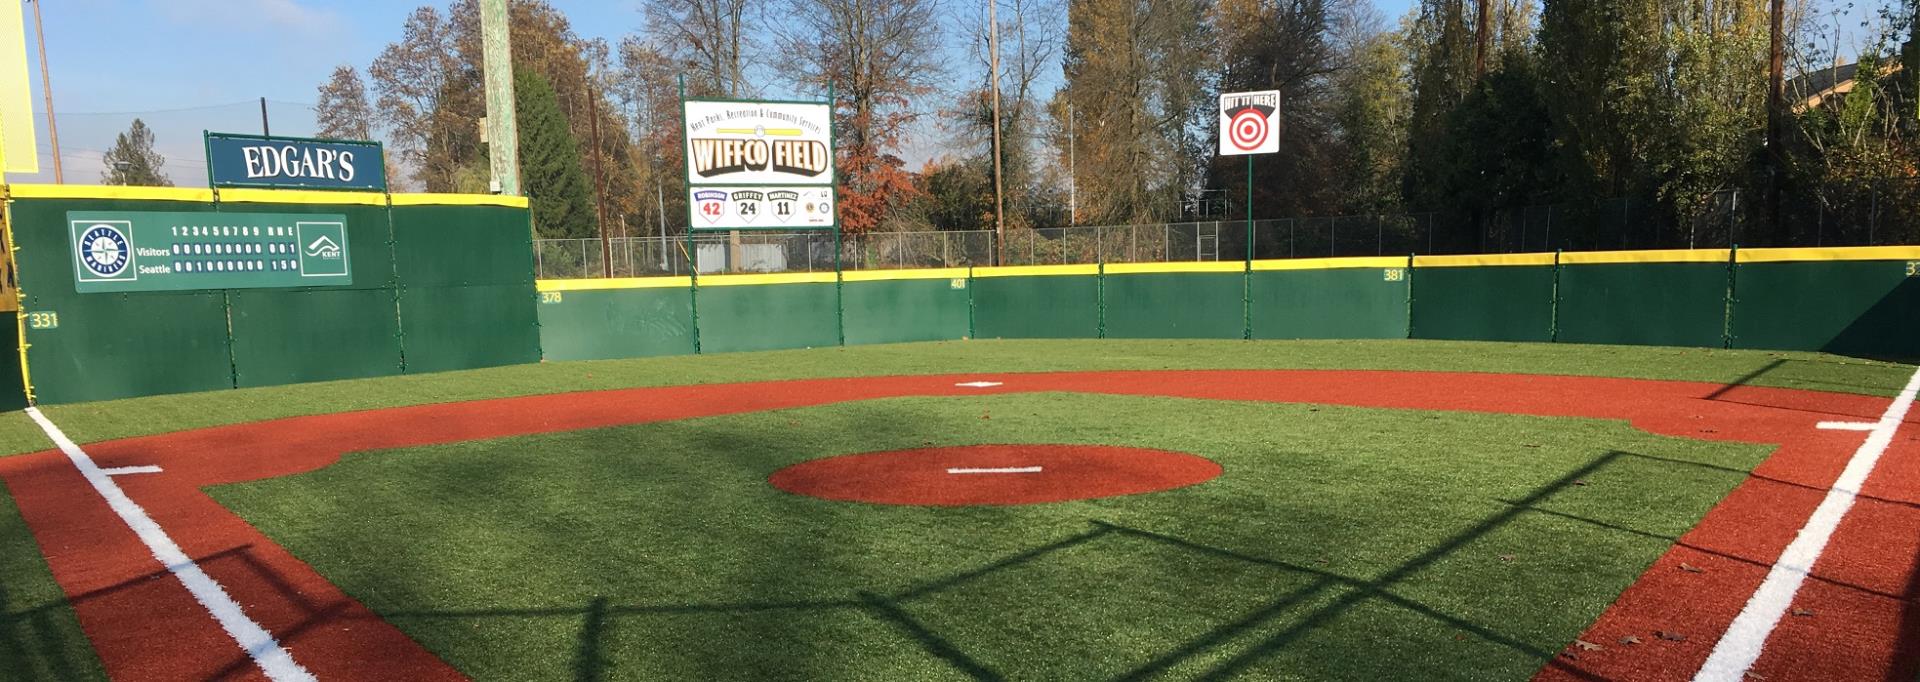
68,211,352,293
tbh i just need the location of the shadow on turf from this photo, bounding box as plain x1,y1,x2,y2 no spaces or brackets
28,440,1911,682
289,451,1683,682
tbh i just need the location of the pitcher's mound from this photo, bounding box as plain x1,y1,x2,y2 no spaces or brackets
769,444,1223,506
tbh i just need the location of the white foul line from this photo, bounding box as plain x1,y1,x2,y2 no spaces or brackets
1816,421,1877,431
24,408,317,682
955,381,1005,388
1693,365,1920,682
947,466,1043,475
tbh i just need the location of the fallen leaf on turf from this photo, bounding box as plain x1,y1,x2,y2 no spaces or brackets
1679,563,1706,573
1619,635,1642,645
1499,554,1516,562
1791,607,1815,617
1574,639,1603,651
1656,631,1688,642
1744,673,1766,680
1573,479,1589,486
1523,443,1541,448
1558,651,1580,661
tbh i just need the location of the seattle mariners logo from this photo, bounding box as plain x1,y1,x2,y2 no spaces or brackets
78,223,132,278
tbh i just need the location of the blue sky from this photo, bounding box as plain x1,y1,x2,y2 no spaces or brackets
14,0,1877,186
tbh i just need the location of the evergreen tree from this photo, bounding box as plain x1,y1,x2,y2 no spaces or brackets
515,69,596,239
100,119,172,187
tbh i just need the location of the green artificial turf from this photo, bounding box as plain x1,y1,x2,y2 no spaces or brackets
212,393,1772,681
8,339,1912,455
0,477,107,680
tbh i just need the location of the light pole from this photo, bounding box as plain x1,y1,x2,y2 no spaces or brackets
27,0,59,183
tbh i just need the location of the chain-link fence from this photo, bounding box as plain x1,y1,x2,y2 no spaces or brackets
534,186,1917,279
535,216,1450,278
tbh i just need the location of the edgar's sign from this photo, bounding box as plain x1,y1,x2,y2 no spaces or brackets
682,101,834,185
1218,90,1281,156
206,133,388,191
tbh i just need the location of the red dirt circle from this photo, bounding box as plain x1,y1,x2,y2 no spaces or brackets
768,444,1224,506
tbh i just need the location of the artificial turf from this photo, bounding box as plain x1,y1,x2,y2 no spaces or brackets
0,339,1907,680
211,392,1772,680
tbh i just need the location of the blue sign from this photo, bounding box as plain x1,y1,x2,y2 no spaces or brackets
205,133,387,191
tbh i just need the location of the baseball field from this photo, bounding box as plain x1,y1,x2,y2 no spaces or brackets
1,338,1915,681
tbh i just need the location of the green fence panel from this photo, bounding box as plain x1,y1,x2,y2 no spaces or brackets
229,288,404,387
972,275,1100,339
843,278,969,345
1556,262,1730,348
1103,272,1246,339
697,282,840,353
1410,265,1556,342
392,205,534,287
0,313,23,410
537,288,695,361
1731,260,1920,357
22,291,235,404
12,198,241,403
1252,268,1409,339
401,284,543,372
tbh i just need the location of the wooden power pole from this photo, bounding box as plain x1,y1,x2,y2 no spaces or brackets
480,0,521,196
989,0,1005,265
28,0,59,183
1766,0,1785,241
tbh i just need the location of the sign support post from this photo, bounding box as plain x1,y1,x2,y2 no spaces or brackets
1218,89,1280,342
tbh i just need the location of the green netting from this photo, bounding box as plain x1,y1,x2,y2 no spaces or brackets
696,283,840,353
972,275,1099,339
1103,272,1246,339
1410,266,1556,343
1252,268,1409,340
1731,260,1920,357
843,278,970,345
1557,262,1729,348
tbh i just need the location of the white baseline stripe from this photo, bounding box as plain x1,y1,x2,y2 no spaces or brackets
947,466,1043,474
1693,365,1920,682
1816,421,1877,431
24,408,316,682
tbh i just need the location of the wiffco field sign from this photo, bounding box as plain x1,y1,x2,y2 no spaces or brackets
682,99,836,230
205,132,388,191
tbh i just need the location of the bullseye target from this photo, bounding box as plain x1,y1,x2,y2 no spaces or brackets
1218,90,1281,156
1228,109,1268,151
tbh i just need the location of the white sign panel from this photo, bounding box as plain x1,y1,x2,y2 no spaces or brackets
683,100,834,185
689,186,835,230
1218,90,1281,156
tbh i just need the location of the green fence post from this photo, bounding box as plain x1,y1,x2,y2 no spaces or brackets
1723,244,1739,349
835,228,845,347
1096,260,1106,339
1404,253,1416,339
1550,249,1562,342
966,264,976,340
385,192,407,373
687,229,702,355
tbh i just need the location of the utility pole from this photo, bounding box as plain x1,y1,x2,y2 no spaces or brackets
989,0,1005,265
1474,0,1492,78
259,98,269,136
480,0,521,195
1766,0,1784,241
28,0,59,183
1068,101,1075,225
589,81,611,278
